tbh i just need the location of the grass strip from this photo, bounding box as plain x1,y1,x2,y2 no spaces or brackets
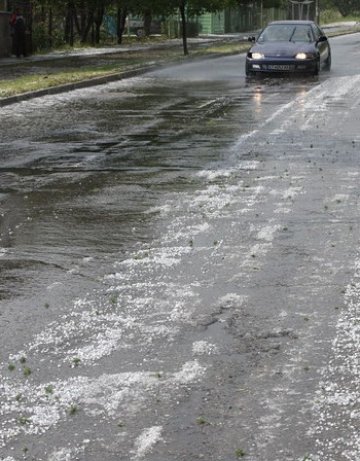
0,66,132,97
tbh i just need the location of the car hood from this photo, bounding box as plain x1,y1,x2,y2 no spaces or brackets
250,41,315,56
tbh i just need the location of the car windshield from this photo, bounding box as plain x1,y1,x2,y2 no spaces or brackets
258,24,313,43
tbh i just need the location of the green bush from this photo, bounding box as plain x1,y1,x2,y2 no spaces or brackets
32,22,66,52
320,9,343,24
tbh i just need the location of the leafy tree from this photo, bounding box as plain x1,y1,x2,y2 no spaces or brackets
30,0,288,53
333,0,360,15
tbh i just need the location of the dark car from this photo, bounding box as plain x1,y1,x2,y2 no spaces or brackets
245,20,331,76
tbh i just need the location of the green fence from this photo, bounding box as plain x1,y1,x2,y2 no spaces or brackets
197,6,287,34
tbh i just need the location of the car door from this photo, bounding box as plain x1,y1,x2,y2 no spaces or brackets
312,24,330,65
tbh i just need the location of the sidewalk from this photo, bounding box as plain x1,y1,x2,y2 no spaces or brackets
0,35,237,67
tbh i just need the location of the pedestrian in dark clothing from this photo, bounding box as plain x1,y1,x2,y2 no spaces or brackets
11,10,27,58
9,10,17,55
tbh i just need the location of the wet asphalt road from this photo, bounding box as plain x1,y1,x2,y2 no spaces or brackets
0,33,359,461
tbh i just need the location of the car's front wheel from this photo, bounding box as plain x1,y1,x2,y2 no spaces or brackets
324,52,331,71
245,64,254,78
313,58,320,76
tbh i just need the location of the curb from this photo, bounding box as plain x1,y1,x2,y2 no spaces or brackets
0,64,158,107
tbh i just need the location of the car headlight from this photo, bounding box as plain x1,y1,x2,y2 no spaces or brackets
295,52,307,60
251,52,265,60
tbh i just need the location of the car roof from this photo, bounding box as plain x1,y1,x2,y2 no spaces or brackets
267,20,316,25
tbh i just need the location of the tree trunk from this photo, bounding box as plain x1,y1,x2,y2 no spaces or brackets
179,1,188,56
76,0,85,36
143,9,152,37
65,2,75,46
80,10,94,43
117,7,127,45
40,5,46,23
94,6,105,44
72,0,92,44
73,5,81,36
48,7,53,48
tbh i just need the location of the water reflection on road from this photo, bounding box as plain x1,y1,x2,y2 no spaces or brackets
0,76,266,280
1,74,315,297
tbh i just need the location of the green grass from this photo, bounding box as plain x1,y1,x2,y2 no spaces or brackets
0,66,124,97
321,10,360,25
72,357,81,367
109,293,118,305
45,384,54,395
19,415,30,425
197,42,248,55
235,448,247,458
23,366,32,377
69,404,78,415
196,416,210,425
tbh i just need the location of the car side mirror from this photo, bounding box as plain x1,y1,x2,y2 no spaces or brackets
248,36,256,42
317,35,328,43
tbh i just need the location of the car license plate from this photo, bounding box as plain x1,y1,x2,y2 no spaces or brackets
267,64,293,70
